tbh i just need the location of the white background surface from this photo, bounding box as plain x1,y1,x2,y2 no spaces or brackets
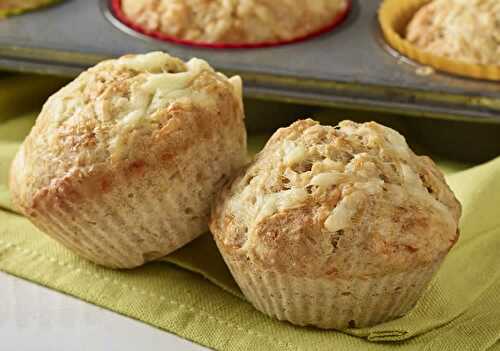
0,271,208,351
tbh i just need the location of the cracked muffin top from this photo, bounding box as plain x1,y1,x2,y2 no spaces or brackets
406,0,500,65
121,0,348,44
210,119,461,279
10,51,244,212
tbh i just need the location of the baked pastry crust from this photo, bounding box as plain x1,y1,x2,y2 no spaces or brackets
210,119,461,329
406,0,500,65
10,52,247,268
121,0,348,44
211,119,461,279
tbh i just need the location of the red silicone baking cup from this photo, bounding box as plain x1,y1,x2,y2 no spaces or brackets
110,0,352,49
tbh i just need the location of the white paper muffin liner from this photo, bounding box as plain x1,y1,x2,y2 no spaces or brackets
222,255,444,329
30,136,240,269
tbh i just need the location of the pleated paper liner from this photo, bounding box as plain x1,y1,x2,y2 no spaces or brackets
0,0,61,18
26,137,227,269
220,253,444,330
378,0,500,81
111,0,352,49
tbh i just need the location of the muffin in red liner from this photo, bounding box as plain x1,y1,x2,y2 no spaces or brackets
111,0,351,49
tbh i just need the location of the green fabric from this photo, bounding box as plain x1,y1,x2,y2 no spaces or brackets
1,74,499,350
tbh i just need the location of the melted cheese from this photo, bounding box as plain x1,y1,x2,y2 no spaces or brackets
238,187,309,250
117,51,175,72
311,159,344,174
309,172,344,188
324,191,363,232
142,58,213,94
384,128,409,159
283,141,307,166
259,188,308,219
228,75,243,100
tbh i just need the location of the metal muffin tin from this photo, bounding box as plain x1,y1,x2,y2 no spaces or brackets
0,0,498,123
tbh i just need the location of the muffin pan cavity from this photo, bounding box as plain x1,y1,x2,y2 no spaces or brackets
109,0,352,49
0,0,498,123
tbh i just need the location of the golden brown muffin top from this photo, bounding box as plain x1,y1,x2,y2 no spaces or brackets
10,52,243,212
211,119,461,279
406,0,500,65
121,0,348,44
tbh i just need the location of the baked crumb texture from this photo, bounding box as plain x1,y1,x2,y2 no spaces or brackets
10,52,247,268
210,119,461,329
118,0,349,46
406,0,499,65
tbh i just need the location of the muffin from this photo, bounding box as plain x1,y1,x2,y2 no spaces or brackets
210,119,461,329
406,0,499,65
0,0,60,18
10,51,247,269
119,0,349,46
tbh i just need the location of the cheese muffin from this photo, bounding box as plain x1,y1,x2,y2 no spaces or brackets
0,0,60,18
10,51,247,269
210,119,461,329
406,0,499,65
120,0,349,45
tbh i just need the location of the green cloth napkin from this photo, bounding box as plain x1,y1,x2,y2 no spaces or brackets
1,74,499,350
